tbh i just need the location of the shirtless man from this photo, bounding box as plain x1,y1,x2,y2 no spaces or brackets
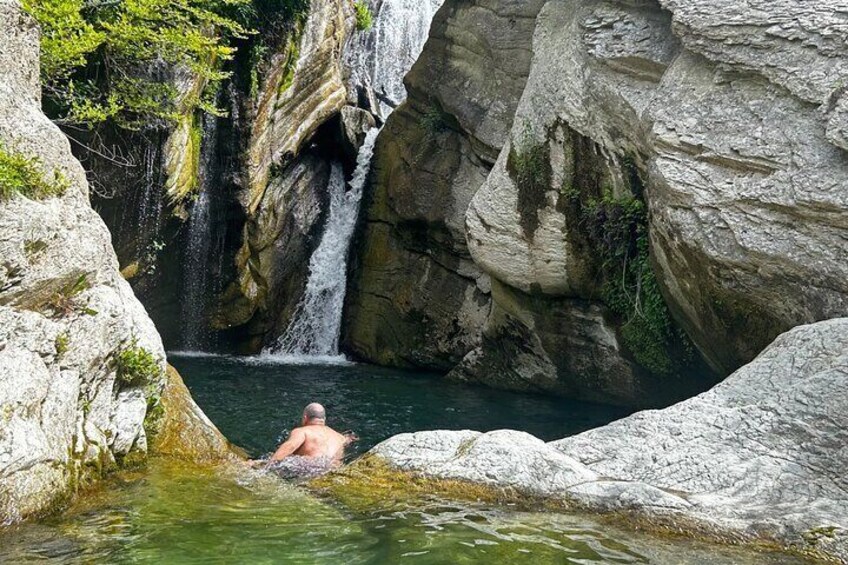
268,403,353,463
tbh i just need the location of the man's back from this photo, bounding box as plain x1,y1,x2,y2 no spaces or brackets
292,424,347,460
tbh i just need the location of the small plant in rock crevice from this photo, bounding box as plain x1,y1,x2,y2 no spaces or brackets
115,338,162,387
353,1,373,31
55,332,70,358
0,144,69,202
48,273,97,317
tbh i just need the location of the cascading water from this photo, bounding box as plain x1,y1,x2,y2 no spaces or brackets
181,113,219,351
344,0,445,120
268,128,380,360
264,0,441,362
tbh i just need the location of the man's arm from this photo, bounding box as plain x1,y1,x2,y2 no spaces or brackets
269,428,306,462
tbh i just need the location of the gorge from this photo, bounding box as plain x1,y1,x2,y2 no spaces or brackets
0,0,846,563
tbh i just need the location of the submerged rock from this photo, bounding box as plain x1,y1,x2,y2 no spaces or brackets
149,366,246,463
361,319,848,562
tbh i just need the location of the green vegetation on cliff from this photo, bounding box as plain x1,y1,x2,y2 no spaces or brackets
0,144,68,201
353,1,373,31
579,190,694,376
22,0,252,130
115,338,162,386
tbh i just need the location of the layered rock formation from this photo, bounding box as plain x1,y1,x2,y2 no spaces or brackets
217,0,449,351
346,0,848,405
0,0,237,523
362,318,848,562
343,0,547,369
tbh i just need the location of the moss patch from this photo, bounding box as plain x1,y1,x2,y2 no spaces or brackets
309,455,563,514
506,127,551,239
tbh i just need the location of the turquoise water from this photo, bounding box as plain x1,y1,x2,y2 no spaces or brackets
0,357,811,564
172,354,630,457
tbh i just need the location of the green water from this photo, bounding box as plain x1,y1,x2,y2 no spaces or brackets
0,357,810,564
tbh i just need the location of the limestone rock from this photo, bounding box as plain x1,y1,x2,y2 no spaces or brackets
217,154,330,349
245,0,352,214
457,0,848,400
373,429,597,497
150,366,246,462
368,319,848,562
554,318,848,559
0,0,231,523
0,0,165,522
343,0,546,368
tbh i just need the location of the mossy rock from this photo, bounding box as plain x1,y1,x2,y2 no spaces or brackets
309,455,563,514
149,365,247,462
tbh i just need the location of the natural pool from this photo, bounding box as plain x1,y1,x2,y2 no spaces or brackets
0,356,811,564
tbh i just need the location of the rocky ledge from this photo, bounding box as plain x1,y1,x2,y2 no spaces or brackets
354,319,848,562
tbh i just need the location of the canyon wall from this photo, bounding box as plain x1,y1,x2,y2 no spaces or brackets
0,0,235,523
345,0,848,406
343,0,548,370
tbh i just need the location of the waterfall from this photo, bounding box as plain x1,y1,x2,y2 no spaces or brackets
260,0,442,362
344,0,445,119
181,113,219,351
267,128,380,361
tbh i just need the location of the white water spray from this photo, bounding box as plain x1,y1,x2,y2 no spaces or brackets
181,114,218,350
344,0,445,119
268,128,380,359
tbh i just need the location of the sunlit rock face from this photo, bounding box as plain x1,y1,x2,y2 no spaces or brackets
0,0,234,522
368,319,848,563
342,0,548,370
347,0,847,405
465,0,848,399
0,0,165,522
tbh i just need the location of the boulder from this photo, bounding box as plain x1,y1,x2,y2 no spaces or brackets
463,0,848,405
364,319,848,561
0,0,238,523
0,0,165,522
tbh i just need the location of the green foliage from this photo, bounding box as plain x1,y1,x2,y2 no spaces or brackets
420,106,447,136
22,0,251,130
0,144,69,202
507,127,551,237
55,332,70,358
115,338,162,386
353,1,373,31
48,273,93,316
581,191,693,375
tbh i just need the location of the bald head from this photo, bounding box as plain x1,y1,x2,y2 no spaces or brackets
303,403,326,423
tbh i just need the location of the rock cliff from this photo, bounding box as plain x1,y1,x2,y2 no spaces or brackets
359,319,848,562
343,0,548,369
346,0,848,406
0,0,237,524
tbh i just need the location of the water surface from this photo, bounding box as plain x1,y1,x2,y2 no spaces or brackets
172,354,630,457
0,357,811,564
